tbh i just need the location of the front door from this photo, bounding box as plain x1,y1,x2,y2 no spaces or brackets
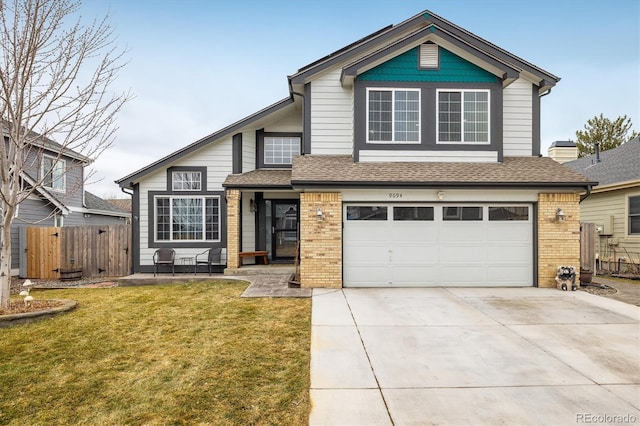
272,200,298,261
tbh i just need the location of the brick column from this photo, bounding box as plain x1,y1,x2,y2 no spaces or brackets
537,193,580,288
300,192,342,288
226,189,241,269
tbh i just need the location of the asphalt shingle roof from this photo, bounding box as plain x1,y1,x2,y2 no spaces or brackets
85,191,129,214
223,169,293,188
563,138,640,187
291,155,595,187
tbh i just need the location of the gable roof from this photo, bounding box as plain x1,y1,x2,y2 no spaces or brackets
563,138,640,188
289,10,559,93
291,156,594,188
116,97,295,187
20,172,70,215
2,120,91,164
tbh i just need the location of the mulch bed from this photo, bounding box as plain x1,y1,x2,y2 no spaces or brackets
0,299,64,315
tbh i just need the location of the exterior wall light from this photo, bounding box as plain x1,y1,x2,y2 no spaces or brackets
316,207,324,222
556,208,566,223
437,191,445,200
249,198,257,213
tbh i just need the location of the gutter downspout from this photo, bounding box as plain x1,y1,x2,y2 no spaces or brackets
580,185,593,203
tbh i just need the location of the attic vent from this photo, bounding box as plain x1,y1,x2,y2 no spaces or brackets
419,44,439,68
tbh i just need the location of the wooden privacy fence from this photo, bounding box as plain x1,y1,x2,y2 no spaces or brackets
26,225,131,279
580,222,595,272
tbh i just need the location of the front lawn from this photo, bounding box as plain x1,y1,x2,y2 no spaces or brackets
0,280,311,425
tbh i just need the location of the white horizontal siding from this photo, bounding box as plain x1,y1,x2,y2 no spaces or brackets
342,188,540,202
359,150,498,163
138,138,233,265
503,79,533,157
264,112,302,133
310,69,353,155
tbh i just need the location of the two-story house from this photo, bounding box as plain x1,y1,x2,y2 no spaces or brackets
117,10,594,288
3,126,130,276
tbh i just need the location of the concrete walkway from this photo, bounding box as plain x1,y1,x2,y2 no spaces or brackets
310,287,640,425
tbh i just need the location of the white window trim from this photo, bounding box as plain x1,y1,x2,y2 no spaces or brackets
366,87,421,144
626,192,640,238
436,89,491,145
154,195,221,243
263,136,301,165
41,154,66,192
172,171,202,191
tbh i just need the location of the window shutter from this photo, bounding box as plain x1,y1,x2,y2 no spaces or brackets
419,44,438,68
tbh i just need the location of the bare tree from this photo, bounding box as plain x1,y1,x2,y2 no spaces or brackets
0,0,129,308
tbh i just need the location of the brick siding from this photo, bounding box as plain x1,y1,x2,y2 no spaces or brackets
537,193,581,288
300,192,342,288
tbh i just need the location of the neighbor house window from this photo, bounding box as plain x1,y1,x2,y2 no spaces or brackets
264,136,300,165
629,195,640,235
155,196,219,242
367,88,420,143
438,90,489,143
42,155,65,191
172,171,201,191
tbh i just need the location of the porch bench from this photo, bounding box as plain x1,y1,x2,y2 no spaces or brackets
239,250,269,266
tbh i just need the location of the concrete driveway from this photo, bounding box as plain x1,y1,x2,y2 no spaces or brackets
309,288,640,425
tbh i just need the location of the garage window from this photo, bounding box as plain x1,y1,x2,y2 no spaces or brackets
394,207,434,221
443,206,482,221
346,206,388,220
489,206,528,221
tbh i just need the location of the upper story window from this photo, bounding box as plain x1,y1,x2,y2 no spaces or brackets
172,171,201,191
367,88,420,143
264,136,300,165
629,195,640,236
41,155,65,191
437,90,489,144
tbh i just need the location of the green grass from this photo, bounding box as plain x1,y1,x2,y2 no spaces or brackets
0,281,311,425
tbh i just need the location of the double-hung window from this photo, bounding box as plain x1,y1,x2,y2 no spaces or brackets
438,90,489,143
42,155,65,191
629,195,640,236
367,88,420,143
155,196,220,242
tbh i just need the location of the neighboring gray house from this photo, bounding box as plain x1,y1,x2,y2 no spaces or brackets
3,127,130,276
564,138,640,272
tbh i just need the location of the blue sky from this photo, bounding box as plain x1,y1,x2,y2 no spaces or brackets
83,0,640,197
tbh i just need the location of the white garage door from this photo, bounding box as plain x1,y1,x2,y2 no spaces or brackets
343,204,533,287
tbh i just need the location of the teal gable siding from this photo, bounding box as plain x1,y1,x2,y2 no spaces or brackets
358,46,498,83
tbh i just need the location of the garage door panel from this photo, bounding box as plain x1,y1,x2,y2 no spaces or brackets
344,265,390,286
487,265,532,285
440,226,485,242
390,266,438,286
343,204,533,288
487,245,531,262
439,245,486,263
438,265,487,285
